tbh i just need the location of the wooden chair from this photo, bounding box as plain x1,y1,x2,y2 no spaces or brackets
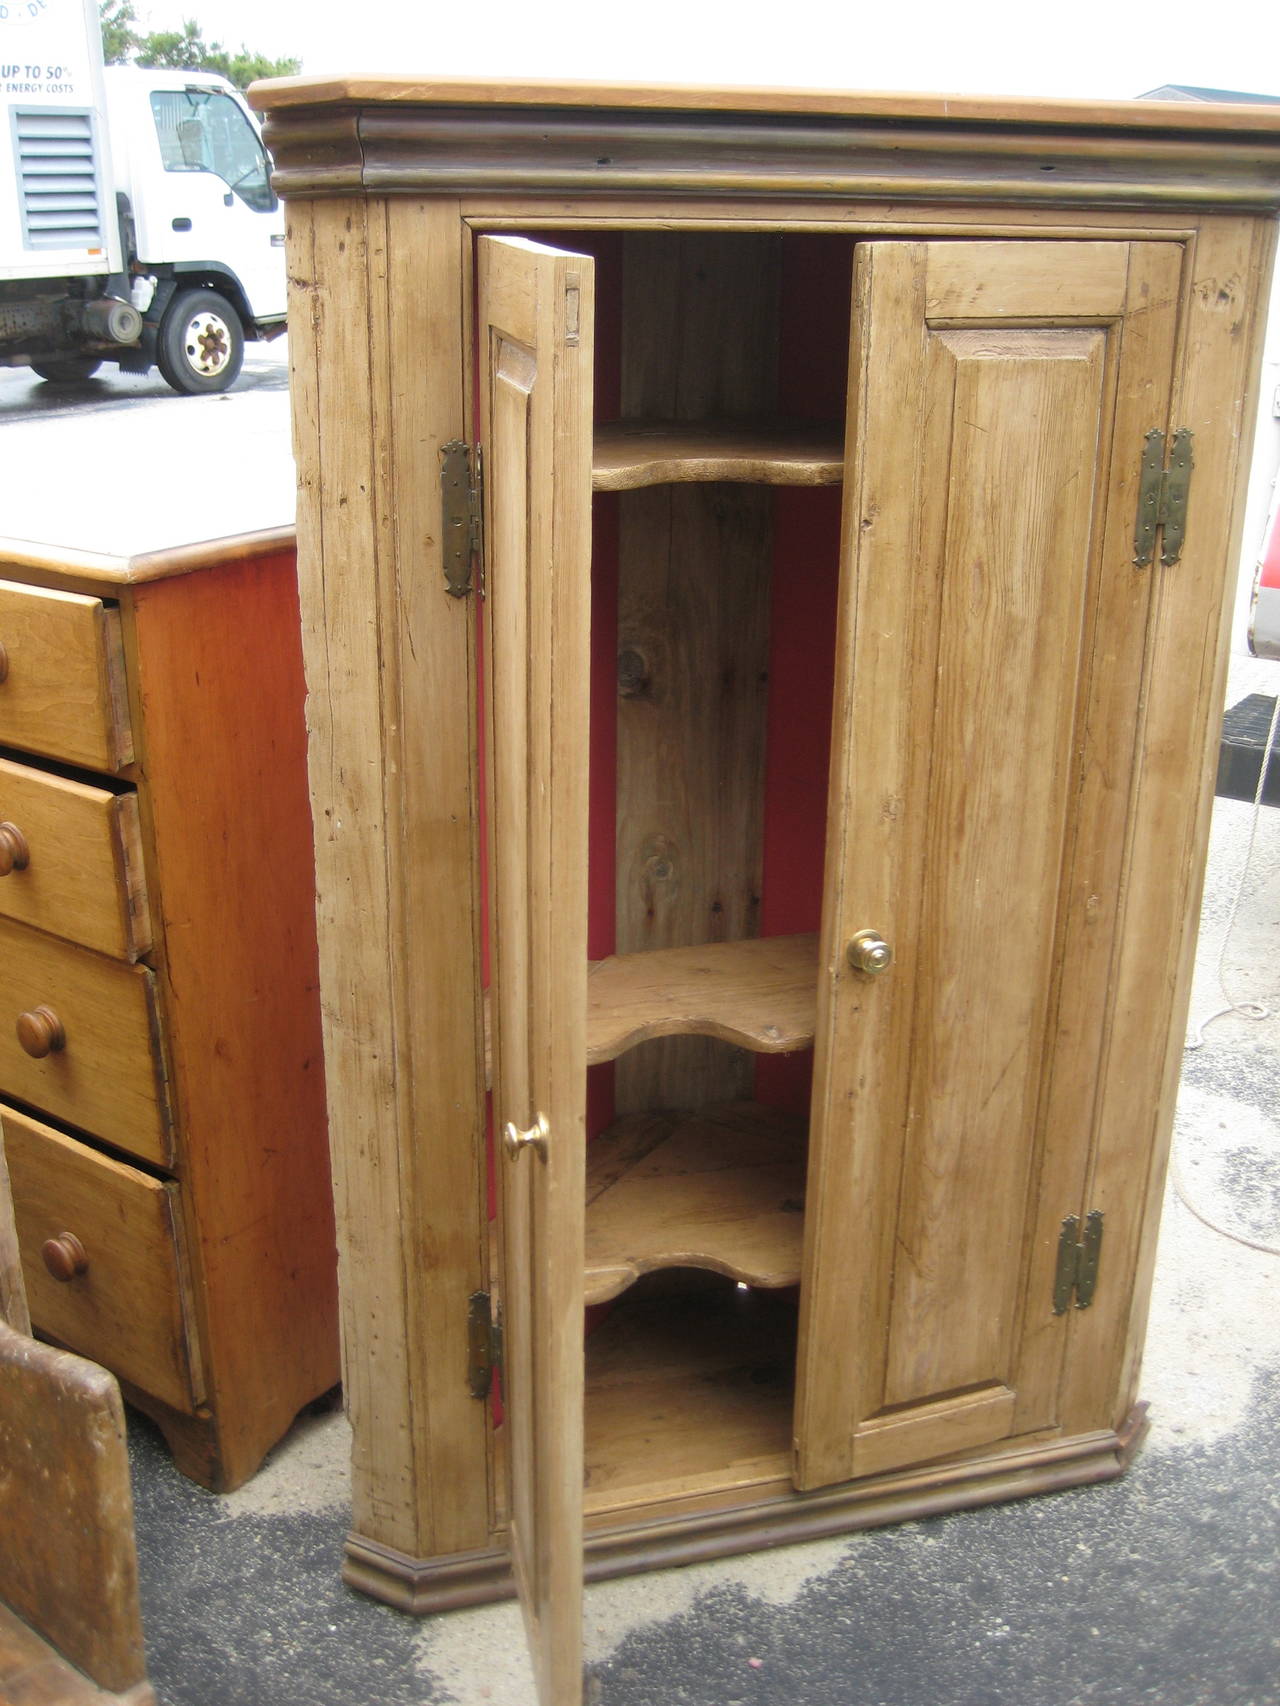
0,1119,155,1706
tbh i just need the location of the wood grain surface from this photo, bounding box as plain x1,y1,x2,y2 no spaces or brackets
0,581,130,772
128,547,339,1489
0,759,150,960
614,233,778,1114
0,918,168,1165
249,73,1280,134
584,1279,796,1508
0,1119,28,1336
795,237,1182,1490
480,232,593,1706
593,421,842,490
4,1105,197,1412
584,1103,807,1303
587,933,817,1060
0,1192,149,1705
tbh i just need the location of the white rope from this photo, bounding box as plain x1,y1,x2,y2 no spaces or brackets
1169,1144,1280,1257
1185,686,1280,1049
1177,681,1280,1255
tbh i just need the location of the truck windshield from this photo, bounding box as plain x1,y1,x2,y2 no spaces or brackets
149,88,276,213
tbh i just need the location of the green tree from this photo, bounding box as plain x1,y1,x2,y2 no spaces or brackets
100,0,142,62
99,6,300,89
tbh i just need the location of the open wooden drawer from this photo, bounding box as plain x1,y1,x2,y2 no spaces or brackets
2,1103,202,1414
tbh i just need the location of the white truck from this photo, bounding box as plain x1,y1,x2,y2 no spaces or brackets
1,0,285,393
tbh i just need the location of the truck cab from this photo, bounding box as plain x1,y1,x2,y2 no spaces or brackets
102,67,286,391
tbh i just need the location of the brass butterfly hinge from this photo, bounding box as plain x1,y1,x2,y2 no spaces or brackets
467,1290,503,1399
1053,1211,1104,1314
441,439,484,598
1134,428,1194,568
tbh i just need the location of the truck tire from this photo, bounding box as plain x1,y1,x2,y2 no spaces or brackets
156,289,244,394
30,356,102,383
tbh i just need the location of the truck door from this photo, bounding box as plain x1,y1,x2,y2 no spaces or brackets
120,77,285,319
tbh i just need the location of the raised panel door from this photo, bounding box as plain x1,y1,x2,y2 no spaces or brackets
796,238,1183,1489
478,233,595,1706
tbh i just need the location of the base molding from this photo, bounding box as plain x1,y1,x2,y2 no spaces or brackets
342,1403,1149,1613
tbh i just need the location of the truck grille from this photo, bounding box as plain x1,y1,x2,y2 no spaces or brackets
11,109,106,251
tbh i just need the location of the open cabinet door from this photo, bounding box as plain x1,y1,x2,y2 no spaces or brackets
478,235,594,1706
796,238,1182,1490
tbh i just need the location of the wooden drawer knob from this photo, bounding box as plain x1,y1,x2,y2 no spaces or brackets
16,1005,66,1058
41,1232,89,1282
0,822,30,875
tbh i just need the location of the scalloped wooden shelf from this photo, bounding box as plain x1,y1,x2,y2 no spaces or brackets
586,933,818,1065
584,1103,807,1307
483,936,816,1090
592,421,844,490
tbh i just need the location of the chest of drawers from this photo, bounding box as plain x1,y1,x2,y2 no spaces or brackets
0,533,338,1491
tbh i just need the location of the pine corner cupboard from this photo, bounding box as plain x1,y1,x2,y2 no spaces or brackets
251,75,1280,1704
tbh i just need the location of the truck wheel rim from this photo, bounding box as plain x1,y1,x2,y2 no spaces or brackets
182,311,234,377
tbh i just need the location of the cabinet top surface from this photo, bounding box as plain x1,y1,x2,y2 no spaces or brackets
0,529,296,594
0,358,297,590
248,73,1280,135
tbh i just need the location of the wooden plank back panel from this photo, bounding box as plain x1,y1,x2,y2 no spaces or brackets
614,233,779,1113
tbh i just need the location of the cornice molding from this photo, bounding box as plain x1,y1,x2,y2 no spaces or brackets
260,100,1280,211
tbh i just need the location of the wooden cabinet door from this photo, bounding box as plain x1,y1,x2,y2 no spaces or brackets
795,239,1183,1490
477,235,594,1706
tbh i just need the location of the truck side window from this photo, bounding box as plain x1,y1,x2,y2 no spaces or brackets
149,89,277,213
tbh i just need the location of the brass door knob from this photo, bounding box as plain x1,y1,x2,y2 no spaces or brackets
16,1005,66,1058
0,822,30,875
41,1232,89,1282
847,929,894,976
502,1113,549,1162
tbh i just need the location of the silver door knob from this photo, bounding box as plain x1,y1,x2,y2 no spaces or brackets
502,1113,549,1162
847,929,893,976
